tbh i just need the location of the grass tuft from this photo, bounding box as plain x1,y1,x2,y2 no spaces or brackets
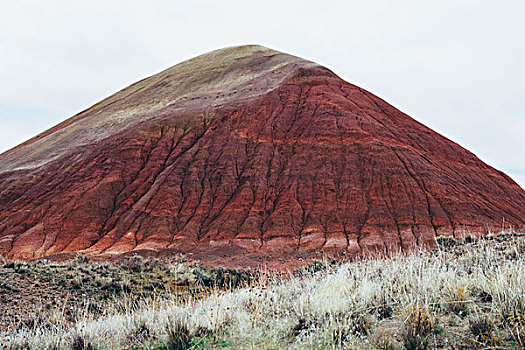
165,318,192,350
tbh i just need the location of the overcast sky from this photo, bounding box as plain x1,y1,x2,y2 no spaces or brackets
1,1,524,188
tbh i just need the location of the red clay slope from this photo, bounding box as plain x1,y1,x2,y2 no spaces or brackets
1,45,524,268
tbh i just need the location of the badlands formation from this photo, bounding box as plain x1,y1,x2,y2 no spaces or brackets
1,45,524,268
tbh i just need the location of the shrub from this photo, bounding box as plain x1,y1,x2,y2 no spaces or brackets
402,305,434,350
193,266,253,288
374,335,398,350
72,254,90,265
120,255,145,272
331,313,371,345
291,317,309,337
128,321,150,346
165,318,192,350
477,290,493,303
469,316,497,347
436,236,458,249
446,285,469,316
71,335,95,350
502,309,525,347
375,303,393,320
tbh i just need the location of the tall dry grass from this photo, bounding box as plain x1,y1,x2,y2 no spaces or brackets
2,234,525,349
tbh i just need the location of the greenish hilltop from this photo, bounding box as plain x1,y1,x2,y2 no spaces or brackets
82,45,301,116
0,45,312,172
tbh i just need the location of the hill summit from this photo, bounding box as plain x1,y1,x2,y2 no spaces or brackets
1,45,524,268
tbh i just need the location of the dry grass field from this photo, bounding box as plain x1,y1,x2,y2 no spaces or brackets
2,232,525,349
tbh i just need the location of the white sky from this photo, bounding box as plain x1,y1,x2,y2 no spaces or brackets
1,1,524,188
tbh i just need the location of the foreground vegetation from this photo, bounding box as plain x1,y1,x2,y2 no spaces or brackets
0,254,251,333
2,233,525,349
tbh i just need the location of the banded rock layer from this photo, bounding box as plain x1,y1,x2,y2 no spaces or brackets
1,45,524,267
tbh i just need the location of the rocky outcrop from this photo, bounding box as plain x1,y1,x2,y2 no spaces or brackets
1,45,524,268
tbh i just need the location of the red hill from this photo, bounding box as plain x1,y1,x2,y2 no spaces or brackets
1,45,524,268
